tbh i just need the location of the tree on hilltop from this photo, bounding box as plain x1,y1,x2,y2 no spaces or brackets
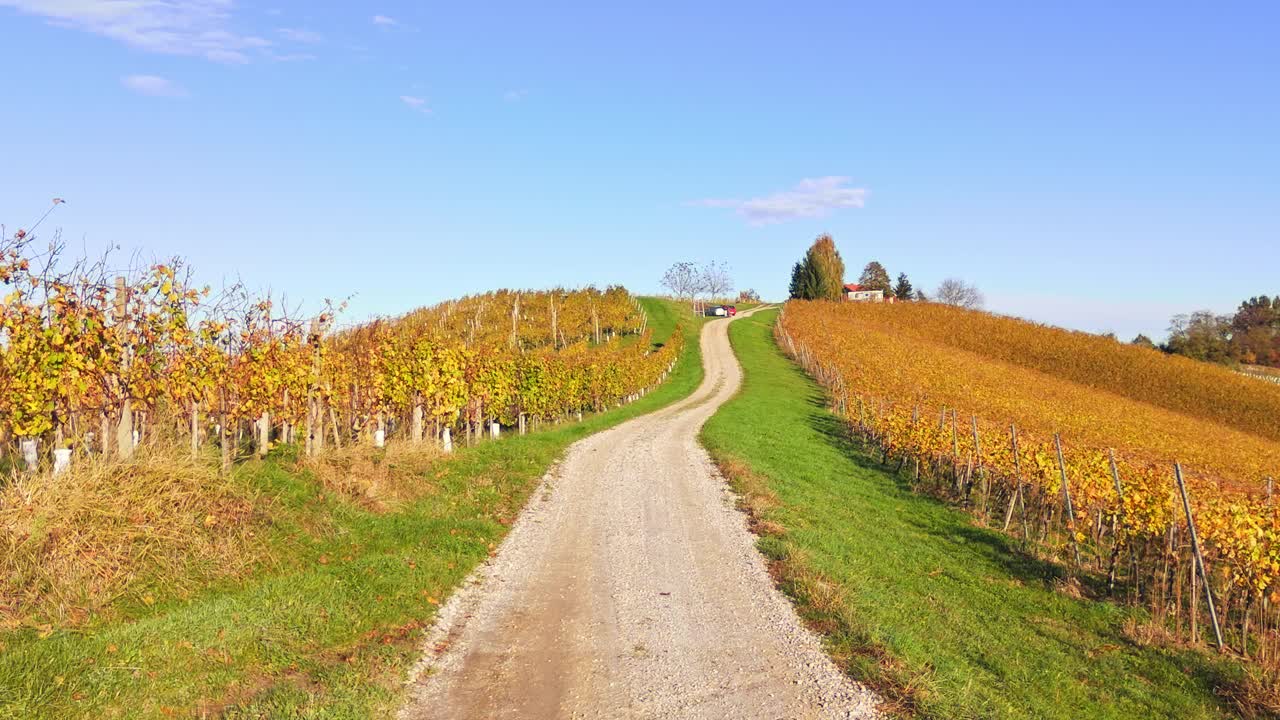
935,278,984,309
892,273,914,302
858,261,893,297
788,235,846,301
1165,311,1233,363
661,261,700,312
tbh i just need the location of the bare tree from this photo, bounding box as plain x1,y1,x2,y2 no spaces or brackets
701,261,732,307
935,278,985,309
661,261,701,313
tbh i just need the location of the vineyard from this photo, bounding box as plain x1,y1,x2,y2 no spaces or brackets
1244,365,1280,386
0,221,680,475
779,300,1280,681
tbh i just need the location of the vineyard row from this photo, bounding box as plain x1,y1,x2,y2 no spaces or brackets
777,307,1280,671
1,230,681,474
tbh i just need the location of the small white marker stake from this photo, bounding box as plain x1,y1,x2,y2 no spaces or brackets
53,448,72,476
20,440,38,470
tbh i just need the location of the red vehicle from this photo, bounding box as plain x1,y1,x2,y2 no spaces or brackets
726,305,738,317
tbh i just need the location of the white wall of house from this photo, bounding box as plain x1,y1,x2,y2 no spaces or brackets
846,290,884,302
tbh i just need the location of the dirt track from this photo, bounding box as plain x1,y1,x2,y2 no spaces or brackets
399,308,880,720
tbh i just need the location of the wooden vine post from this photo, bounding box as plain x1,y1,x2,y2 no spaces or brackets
1105,448,1126,593
950,410,961,491
256,411,270,457
114,276,135,459
1003,425,1024,533
510,293,520,349
970,415,983,505
1175,462,1224,651
550,295,558,349
1053,434,1083,567
219,385,232,475
305,316,327,457
411,401,425,444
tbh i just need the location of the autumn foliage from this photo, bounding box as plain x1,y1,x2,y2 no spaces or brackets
780,299,1280,668
0,220,680,469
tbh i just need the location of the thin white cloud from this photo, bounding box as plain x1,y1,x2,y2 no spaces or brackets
121,74,187,98
0,0,271,63
691,176,868,226
267,51,316,62
400,95,430,114
372,14,397,26
277,27,322,43
503,88,529,102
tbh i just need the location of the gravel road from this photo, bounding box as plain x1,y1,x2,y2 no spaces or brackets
399,307,881,720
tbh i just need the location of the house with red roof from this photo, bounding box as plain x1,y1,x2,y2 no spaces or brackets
844,283,886,302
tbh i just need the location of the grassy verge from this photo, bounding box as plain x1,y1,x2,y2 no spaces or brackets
0,298,704,720
700,308,1242,720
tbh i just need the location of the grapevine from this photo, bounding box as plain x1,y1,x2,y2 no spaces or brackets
780,299,1280,662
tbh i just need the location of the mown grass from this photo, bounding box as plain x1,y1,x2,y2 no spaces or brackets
0,298,705,720
700,308,1244,720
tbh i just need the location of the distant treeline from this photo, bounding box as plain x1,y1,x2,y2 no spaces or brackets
1131,295,1280,369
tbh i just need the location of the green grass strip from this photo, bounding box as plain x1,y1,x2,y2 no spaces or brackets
700,308,1242,720
0,298,704,720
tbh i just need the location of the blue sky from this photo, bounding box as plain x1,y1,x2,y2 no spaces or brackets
1,1,1276,340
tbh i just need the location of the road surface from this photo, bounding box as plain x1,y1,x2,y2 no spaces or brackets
399,307,880,720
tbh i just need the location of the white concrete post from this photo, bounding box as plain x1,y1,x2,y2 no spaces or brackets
20,439,38,470
374,429,386,448
490,421,500,439
256,412,270,457
442,427,453,453
53,448,72,476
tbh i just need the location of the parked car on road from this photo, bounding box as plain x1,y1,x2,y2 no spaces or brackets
726,305,737,316
706,305,728,317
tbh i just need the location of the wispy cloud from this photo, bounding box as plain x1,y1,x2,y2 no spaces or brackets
266,51,316,62
121,74,187,98
400,95,430,114
371,14,397,26
690,176,868,226
277,27,322,43
0,0,270,63
503,88,529,102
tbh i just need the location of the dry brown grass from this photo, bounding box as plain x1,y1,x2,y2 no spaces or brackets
1121,616,1280,718
299,442,442,510
0,450,265,628
1221,666,1280,719
713,455,784,535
